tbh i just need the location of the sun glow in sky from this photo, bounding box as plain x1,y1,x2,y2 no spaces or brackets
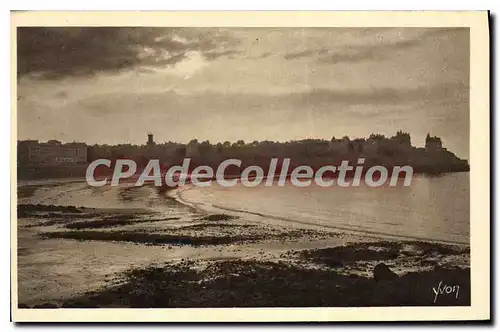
17,27,469,158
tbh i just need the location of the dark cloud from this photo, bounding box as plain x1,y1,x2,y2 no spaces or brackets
288,83,469,105
287,82,469,107
318,38,424,64
52,91,68,99
284,49,328,60
283,37,421,64
17,27,239,79
283,28,468,65
203,49,240,61
284,50,315,60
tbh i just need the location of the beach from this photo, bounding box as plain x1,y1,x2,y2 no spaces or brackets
16,178,470,308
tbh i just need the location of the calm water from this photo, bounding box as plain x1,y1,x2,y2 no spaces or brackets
177,173,470,244
18,173,470,244
16,172,469,304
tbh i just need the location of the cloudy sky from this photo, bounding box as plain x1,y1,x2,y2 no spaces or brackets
17,27,469,158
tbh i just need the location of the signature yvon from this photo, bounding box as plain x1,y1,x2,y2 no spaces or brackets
432,281,460,303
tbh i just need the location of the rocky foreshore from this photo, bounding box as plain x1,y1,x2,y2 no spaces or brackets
21,254,470,308
17,203,470,308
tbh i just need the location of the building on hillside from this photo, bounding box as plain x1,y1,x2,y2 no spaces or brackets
18,140,87,166
147,133,155,146
186,139,200,158
329,136,350,154
363,134,385,155
363,131,413,155
391,130,411,147
425,133,443,152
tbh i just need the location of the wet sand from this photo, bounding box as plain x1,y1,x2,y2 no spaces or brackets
17,198,470,308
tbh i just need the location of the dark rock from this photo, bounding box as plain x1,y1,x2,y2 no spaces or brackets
373,263,398,282
301,242,401,268
58,259,470,307
201,214,237,222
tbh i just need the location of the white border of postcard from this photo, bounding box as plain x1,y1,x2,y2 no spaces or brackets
10,11,490,322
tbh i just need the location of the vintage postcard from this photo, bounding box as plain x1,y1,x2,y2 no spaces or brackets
11,11,490,322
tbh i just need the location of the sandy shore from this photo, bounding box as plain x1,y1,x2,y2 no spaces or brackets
17,200,470,308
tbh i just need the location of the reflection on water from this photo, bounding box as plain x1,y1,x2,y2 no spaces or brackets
19,174,470,244
16,181,206,305
178,173,470,244
18,180,181,212
16,173,470,305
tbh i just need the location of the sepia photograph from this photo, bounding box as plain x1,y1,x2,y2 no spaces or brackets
10,11,490,322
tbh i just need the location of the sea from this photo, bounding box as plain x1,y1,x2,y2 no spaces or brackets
16,172,469,304
19,172,469,244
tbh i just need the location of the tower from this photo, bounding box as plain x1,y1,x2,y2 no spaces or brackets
425,133,442,151
147,133,154,146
